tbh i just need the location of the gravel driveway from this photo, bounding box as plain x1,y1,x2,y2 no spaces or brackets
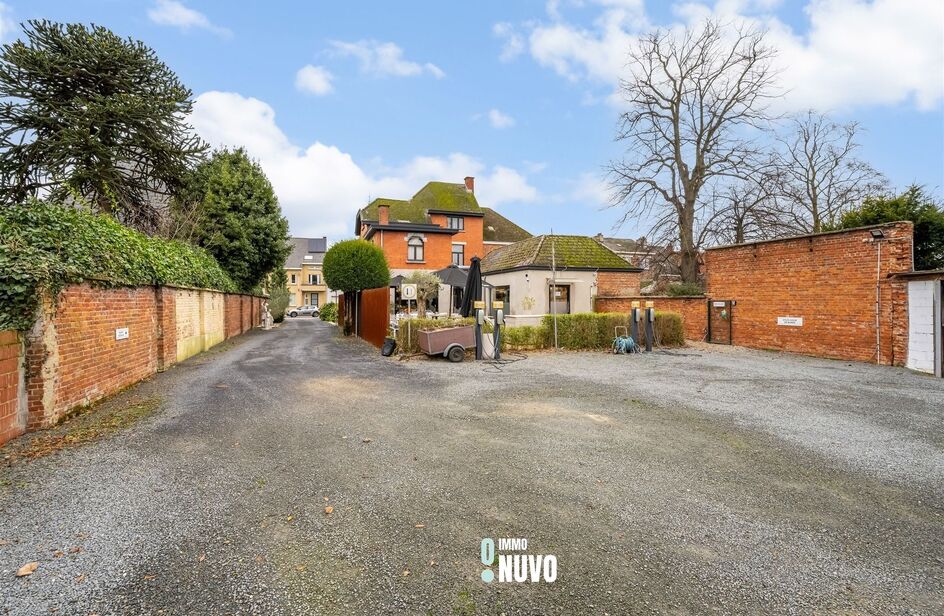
0,319,941,615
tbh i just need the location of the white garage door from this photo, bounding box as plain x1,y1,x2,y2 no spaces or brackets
906,280,939,374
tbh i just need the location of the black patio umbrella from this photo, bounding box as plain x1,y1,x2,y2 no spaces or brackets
459,257,482,317
433,265,468,317
389,274,405,287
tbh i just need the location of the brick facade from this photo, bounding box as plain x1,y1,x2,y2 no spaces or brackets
594,296,707,342
1,283,265,444
596,271,643,297
370,229,457,271
0,331,24,446
704,222,913,364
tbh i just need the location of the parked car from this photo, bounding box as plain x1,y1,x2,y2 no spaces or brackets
288,305,320,317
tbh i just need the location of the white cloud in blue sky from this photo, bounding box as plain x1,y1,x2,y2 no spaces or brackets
294,65,334,96
328,39,445,79
147,0,231,38
487,109,515,129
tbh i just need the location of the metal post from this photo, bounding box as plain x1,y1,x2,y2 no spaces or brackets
645,307,654,352
551,232,558,351
474,309,483,360
630,308,639,343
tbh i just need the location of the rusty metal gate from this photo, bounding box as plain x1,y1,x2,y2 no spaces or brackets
707,300,733,345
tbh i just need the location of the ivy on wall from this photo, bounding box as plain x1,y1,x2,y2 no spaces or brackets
0,202,236,331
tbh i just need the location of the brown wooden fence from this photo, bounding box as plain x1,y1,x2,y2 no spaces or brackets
338,287,390,348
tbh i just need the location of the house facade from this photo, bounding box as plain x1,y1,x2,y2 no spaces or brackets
355,177,530,277
285,237,329,308
481,235,643,326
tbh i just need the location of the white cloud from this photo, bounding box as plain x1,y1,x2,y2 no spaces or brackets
487,109,516,129
147,0,231,37
0,3,15,43
295,65,334,96
493,22,524,62
329,39,445,79
189,92,537,238
515,0,943,111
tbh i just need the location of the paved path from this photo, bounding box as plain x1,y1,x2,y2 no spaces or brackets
0,319,941,615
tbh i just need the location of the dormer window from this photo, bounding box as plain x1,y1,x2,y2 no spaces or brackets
447,215,464,230
407,236,425,262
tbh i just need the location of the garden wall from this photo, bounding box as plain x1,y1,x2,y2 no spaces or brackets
704,222,913,365
0,282,265,445
0,331,24,445
594,296,707,342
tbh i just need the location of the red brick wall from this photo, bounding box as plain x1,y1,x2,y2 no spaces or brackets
6,284,265,439
0,331,23,446
597,271,643,297
370,229,456,270
704,222,913,365
595,296,707,342
429,213,484,262
25,284,159,429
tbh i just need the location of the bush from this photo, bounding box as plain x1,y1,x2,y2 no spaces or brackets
665,282,703,296
538,311,685,350
0,202,236,331
319,302,338,323
395,317,474,355
268,269,290,323
322,239,389,292
500,325,545,350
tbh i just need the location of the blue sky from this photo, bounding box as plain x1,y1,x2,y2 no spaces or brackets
3,1,942,241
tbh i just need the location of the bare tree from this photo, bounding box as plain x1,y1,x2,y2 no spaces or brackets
774,111,885,233
709,163,794,244
608,20,778,282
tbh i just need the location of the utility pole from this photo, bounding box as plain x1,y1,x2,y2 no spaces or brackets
551,231,558,351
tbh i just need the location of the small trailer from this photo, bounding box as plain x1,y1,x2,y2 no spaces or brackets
417,325,476,362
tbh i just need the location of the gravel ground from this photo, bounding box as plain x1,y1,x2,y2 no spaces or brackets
0,319,941,615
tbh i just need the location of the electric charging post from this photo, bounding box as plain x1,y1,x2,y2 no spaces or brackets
630,301,640,345
645,301,655,352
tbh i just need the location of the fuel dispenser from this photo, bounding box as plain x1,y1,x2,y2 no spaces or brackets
644,302,655,352
493,301,504,360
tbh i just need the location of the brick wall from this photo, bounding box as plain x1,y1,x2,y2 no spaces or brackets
0,331,24,446
594,296,707,342
704,222,913,365
3,283,265,441
370,229,456,270
596,271,643,297
25,284,160,429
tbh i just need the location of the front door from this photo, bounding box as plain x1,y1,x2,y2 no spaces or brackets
707,300,733,344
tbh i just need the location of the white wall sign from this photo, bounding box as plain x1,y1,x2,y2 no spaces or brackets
401,284,417,300
777,317,803,327
115,327,129,340
713,301,727,308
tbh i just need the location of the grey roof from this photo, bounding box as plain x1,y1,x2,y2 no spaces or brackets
286,236,327,267
594,234,659,254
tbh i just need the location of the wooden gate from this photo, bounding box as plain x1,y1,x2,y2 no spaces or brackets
707,300,733,345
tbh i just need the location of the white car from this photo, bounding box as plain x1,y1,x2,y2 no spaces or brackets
288,305,320,318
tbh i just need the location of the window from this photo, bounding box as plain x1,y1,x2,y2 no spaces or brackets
311,294,319,308
494,286,510,315
407,236,425,262
308,273,320,285
447,216,464,230
549,284,571,315
288,293,297,307
451,243,465,266
290,273,297,284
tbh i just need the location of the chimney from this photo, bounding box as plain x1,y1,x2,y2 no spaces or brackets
378,204,389,225
464,176,475,194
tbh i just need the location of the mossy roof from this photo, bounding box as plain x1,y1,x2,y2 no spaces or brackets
359,182,481,224
481,235,639,273
482,208,531,242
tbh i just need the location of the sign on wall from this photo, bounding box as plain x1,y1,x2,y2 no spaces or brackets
115,327,129,340
777,316,803,327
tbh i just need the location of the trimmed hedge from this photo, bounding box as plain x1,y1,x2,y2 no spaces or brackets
0,202,236,331
319,302,338,323
500,311,685,351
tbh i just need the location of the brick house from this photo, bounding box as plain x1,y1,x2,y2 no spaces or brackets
355,177,530,276
481,235,643,326
284,237,330,309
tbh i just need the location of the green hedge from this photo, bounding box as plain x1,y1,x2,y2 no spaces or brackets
319,302,338,323
395,317,475,354
499,311,684,351
0,202,236,331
